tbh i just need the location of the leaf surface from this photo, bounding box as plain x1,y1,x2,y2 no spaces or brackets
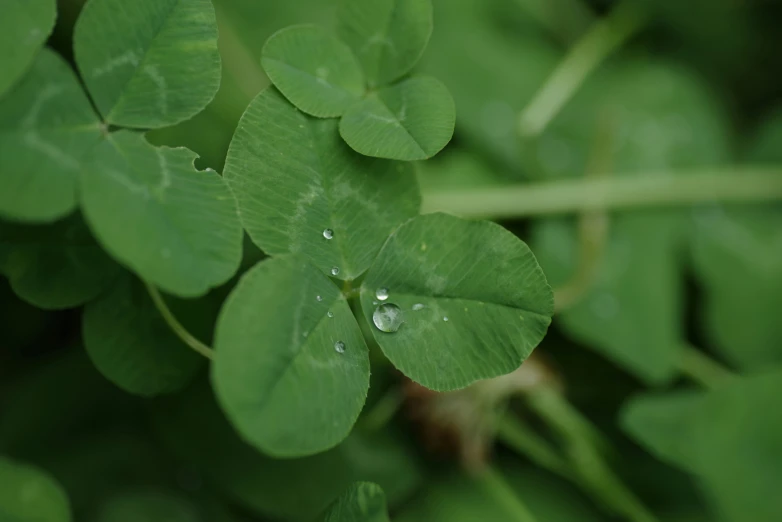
0,457,71,522
340,76,455,160
80,131,242,297
73,0,221,128
337,0,432,86
0,49,102,222
360,213,553,391
224,88,419,280
0,215,119,309
213,256,370,457
0,0,56,96
323,483,389,522
83,275,204,396
261,25,364,117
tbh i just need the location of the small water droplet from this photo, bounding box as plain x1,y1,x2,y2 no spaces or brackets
373,303,404,333
372,300,378,305
443,316,449,322
331,266,340,276
334,341,345,353
375,287,389,301
323,228,334,239
327,311,334,318
412,303,425,311
316,295,323,302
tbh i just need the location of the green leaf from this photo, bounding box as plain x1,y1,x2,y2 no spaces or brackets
224,88,420,280
0,0,56,96
80,131,242,298
213,256,370,457
0,215,120,310
530,61,730,383
73,0,221,128
83,275,204,396
152,378,356,522
622,370,782,522
339,76,455,160
0,49,102,223
323,483,389,522
337,0,433,86
94,490,201,522
360,213,553,391
0,457,71,522
261,25,365,118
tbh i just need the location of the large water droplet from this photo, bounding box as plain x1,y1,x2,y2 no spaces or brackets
331,266,340,276
323,228,334,240
327,311,334,318
375,287,389,301
316,295,323,302
334,341,345,353
443,316,449,322
412,303,424,311
372,303,404,333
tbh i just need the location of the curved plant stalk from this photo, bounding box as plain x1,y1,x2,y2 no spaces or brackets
478,467,542,522
421,167,782,219
145,282,215,360
678,344,737,390
518,0,647,137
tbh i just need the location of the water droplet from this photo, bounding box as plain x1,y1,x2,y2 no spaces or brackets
373,303,404,333
443,316,449,322
372,300,378,305
412,303,425,311
327,311,334,318
323,228,334,239
331,266,340,276
375,287,389,301
334,341,345,353
316,295,323,302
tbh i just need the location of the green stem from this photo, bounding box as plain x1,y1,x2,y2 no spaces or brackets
678,345,736,390
422,168,782,219
526,388,660,522
518,0,646,137
478,468,542,522
515,0,595,44
496,414,573,480
145,282,215,360
360,386,404,431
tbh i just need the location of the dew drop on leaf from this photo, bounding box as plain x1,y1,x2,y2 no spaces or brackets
316,295,323,302
443,316,449,322
327,311,334,318
375,287,389,301
334,341,345,353
323,228,334,239
412,303,424,311
372,303,404,333
331,266,340,276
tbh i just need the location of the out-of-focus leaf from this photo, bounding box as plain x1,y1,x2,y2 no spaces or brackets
0,215,119,310
622,369,782,522
0,49,102,223
83,275,204,396
415,149,510,193
213,256,369,457
337,0,432,87
360,213,553,391
531,61,730,383
0,456,71,522
339,76,455,160
323,482,389,522
689,111,782,370
73,0,221,128
0,0,56,96
152,379,356,522
261,25,364,117
224,88,419,280
93,490,201,522
80,131,243,298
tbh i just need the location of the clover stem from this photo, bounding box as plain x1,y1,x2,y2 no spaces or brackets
518,0,646,137
477,467,542,522
422,168,782,219
360,386,405,431
525,387,660,522
514,0,595,44
145,282,215,360
678,345,736,390
496,414,573,479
